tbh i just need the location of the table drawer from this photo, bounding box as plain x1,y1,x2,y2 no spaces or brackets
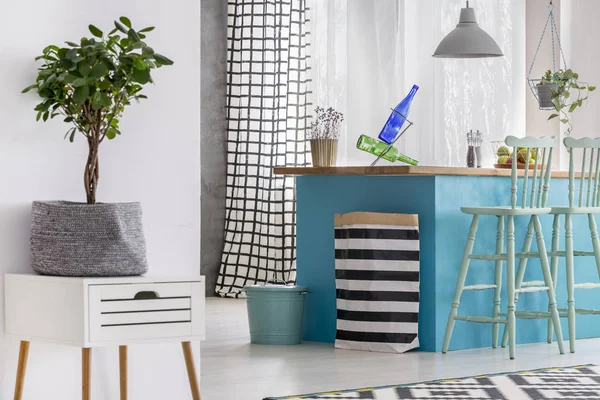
88,281,204,343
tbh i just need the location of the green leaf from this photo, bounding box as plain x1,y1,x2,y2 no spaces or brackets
69,129,76,143
60,59,74,69
42,111,49,122
153,53,174,66
21,84,38,93
552,98,561,109
139,26,155,33
89,63,108,79
99,93,111,107
78,63,92,77
111,118,119,128
102,58,116,70
65,41,79,47
64,117,74,123
548,113,559,120
120,16,132,28
142,46,155,55
118,54,134,65
114,20,128,34
134,58,147,70
589,86,597,92
132,68,151,84
97,79,112,90
64,74,79,84
128,29,141,42
71,78,87,87
92,92,102,110
36,110,42,121
73,85,89,104
569,103,578,113
560,119,569,124
88,24,103,38
66,48,79,61
92,92,111,110
38,88,52,98
108,28,118,35
105,127,117,140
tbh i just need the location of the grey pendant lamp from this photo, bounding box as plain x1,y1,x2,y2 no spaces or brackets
433,0,503,58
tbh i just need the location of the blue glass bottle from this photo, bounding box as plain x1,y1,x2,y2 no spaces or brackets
378,85,419,144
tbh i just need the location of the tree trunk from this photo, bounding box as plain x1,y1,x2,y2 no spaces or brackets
85,138,100,205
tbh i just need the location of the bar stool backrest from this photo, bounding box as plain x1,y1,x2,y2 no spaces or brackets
563,137,600,208
505,135,556,209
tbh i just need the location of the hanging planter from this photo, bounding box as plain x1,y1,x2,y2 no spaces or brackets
535,82,558,109
527,2,596,136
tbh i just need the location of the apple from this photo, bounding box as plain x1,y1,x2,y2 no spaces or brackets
497,155,510,164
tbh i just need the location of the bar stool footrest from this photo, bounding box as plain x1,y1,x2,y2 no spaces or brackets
499,311,552,319
469,254,507,261
516,286,549,293
521,280,545,287
548,251,596,257
454,316,507,324
557,307,600,315
573,283,600,289
463,284,497,291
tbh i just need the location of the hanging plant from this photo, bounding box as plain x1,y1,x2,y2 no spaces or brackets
537,69,596,136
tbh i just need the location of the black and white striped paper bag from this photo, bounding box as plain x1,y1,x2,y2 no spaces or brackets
334,212,420,353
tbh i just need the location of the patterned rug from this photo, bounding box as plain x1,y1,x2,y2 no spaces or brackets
264,365,600,399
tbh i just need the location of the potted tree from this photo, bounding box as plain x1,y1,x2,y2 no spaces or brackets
536,69,596,136
22,17,173,277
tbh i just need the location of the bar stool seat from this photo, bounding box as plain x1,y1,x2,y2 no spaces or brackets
461,206,552,216
442,135,565,360
549,206,600,214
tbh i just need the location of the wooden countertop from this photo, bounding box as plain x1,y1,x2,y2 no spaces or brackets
273,165,573,178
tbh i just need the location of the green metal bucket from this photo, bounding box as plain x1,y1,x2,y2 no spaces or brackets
244,283,309,345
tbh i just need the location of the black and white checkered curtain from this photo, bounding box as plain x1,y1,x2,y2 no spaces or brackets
216,0,311,297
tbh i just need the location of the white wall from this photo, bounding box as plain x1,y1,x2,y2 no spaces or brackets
0,1,200,399
561,0,600,160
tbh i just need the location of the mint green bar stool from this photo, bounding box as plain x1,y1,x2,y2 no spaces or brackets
442,136,565,359
512,137,600,354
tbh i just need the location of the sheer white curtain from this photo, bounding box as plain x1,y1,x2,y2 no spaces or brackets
309,0,526,167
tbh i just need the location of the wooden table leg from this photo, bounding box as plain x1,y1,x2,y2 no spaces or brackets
182,342,201,400
119,346,128,400
82,348,91,400
14,341,30,400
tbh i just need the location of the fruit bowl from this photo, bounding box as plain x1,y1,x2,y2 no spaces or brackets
494,162,543,170
492,141,540,169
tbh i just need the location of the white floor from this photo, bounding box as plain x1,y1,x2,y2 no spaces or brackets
200,298,600,400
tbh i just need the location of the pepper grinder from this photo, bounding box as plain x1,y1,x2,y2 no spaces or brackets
474,130,483,168
466,130,475,168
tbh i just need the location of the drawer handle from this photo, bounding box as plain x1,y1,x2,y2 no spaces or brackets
133,291,159,300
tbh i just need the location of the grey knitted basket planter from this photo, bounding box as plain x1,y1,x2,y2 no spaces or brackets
30,201,149,277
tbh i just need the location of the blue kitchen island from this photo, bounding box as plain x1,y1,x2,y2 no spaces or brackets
274,165,600,352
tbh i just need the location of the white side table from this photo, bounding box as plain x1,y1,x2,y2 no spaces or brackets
4,273,205,400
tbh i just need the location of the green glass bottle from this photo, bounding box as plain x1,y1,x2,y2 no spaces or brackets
356,135,419,166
